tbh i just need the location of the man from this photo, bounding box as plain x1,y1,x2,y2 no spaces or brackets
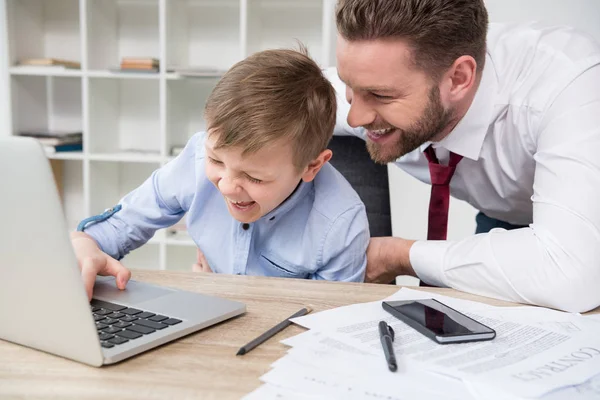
329,0,600,312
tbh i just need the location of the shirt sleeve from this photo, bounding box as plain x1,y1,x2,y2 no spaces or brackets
84,134,201,260
410,65,600,313
315,204,369,282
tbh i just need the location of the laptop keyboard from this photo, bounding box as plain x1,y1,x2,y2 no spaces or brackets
90,299,182,349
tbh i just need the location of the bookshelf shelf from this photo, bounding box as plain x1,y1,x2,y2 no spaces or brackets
9,66,83,77
88,152,164,163
47,152,85,161
1,0,338,271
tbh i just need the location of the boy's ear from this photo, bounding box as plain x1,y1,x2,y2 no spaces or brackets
301,149,333,182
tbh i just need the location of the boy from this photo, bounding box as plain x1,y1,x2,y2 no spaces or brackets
72,48,369,300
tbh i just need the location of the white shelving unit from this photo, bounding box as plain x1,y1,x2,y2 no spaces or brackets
0,0,338,271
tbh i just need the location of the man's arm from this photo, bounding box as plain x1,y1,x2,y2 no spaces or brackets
396,66,600,313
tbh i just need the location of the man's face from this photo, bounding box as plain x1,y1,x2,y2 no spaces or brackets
204,136,305,224
336,36,454,164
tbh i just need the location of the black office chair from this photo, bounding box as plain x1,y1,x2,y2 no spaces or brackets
328,135,392,237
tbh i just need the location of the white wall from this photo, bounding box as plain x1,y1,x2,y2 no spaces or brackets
389,0,600,243
0,2,10,137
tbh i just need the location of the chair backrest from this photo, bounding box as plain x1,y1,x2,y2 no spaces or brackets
328,135,392,237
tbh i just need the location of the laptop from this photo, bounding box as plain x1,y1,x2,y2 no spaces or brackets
0,136,246,366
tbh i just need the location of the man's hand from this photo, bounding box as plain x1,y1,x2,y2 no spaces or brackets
70,231,131,301
192,248,213,273
365,237,416,283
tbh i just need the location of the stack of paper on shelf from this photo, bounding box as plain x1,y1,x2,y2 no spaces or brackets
18,130,83,154
18,58,81,69
244,288,600,400
120,57,159,71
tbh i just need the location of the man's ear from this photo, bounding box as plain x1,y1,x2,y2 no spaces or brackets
440,55,477,104
301,149,333,182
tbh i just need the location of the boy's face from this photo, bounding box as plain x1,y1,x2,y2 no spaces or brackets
205,136,331,224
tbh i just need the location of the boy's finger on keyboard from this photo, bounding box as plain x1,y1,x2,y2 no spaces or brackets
104,257,131,290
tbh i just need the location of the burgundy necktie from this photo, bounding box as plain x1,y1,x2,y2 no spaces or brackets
424,146,463,241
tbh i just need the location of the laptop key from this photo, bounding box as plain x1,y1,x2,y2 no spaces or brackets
122,315,138,323
148,315,168,322
136,312,156,319
103,318,120,325
128,324,155,335
91,299,128,312
134,319,168,330
108,336,129,345
102,326,123,334
96,323,108,330
117,330,142,340
108,312,125,319
91,306,101,312
99,333,115,341
101,341,115,348
113,321,132,329
94,309,113,316
122,308,143,315
162,318,182,326
94,315,106,322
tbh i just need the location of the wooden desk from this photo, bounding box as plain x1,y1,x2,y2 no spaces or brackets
1,272,597,399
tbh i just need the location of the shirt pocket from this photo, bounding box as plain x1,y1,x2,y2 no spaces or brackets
259,251,309,279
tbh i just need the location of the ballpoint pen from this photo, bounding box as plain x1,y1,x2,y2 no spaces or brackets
236,307,312,355
379,320,397,372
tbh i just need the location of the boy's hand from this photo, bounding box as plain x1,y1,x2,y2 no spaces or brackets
70,231,131,301
192,248,213,273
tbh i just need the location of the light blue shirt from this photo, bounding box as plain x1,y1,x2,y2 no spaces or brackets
84,132,369,282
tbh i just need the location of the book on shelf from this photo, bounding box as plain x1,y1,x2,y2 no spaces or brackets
121,57,159,66
18,58,81,69
44,143,83,154
36,136,82,147
18,130,83,153
109,67,159,74
120,57,159,71
18,129,82,139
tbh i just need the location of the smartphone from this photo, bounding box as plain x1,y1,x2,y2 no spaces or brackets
382,299,496,344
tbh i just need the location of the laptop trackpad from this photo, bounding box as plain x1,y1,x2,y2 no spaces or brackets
93,277,175,306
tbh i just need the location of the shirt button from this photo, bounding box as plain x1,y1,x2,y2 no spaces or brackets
269,216,275,221
242,223,250,230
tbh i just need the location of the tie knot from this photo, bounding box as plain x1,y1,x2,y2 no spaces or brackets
428,163,458,185
424,146,463,186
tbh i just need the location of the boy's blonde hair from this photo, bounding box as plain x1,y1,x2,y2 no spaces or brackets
204,46,337,170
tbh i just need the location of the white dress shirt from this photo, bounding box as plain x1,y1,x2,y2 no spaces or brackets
328,23,600,312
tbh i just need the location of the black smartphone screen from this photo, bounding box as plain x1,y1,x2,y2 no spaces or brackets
382,299,495,341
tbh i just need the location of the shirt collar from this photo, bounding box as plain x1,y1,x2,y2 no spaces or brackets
422,54,498,161
261,179,313,222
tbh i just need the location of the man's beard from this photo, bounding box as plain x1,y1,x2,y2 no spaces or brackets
366,86,453,164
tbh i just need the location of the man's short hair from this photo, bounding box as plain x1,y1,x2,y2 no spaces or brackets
204,46,337,169
336,0,489,79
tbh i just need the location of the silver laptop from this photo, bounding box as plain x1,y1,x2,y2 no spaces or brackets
0,137,246,366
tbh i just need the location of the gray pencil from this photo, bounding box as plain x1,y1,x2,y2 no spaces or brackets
236,306,313,356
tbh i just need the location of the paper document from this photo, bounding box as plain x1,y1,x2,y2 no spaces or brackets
248,288,600,399
253,331,476,400
292,289,600,398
